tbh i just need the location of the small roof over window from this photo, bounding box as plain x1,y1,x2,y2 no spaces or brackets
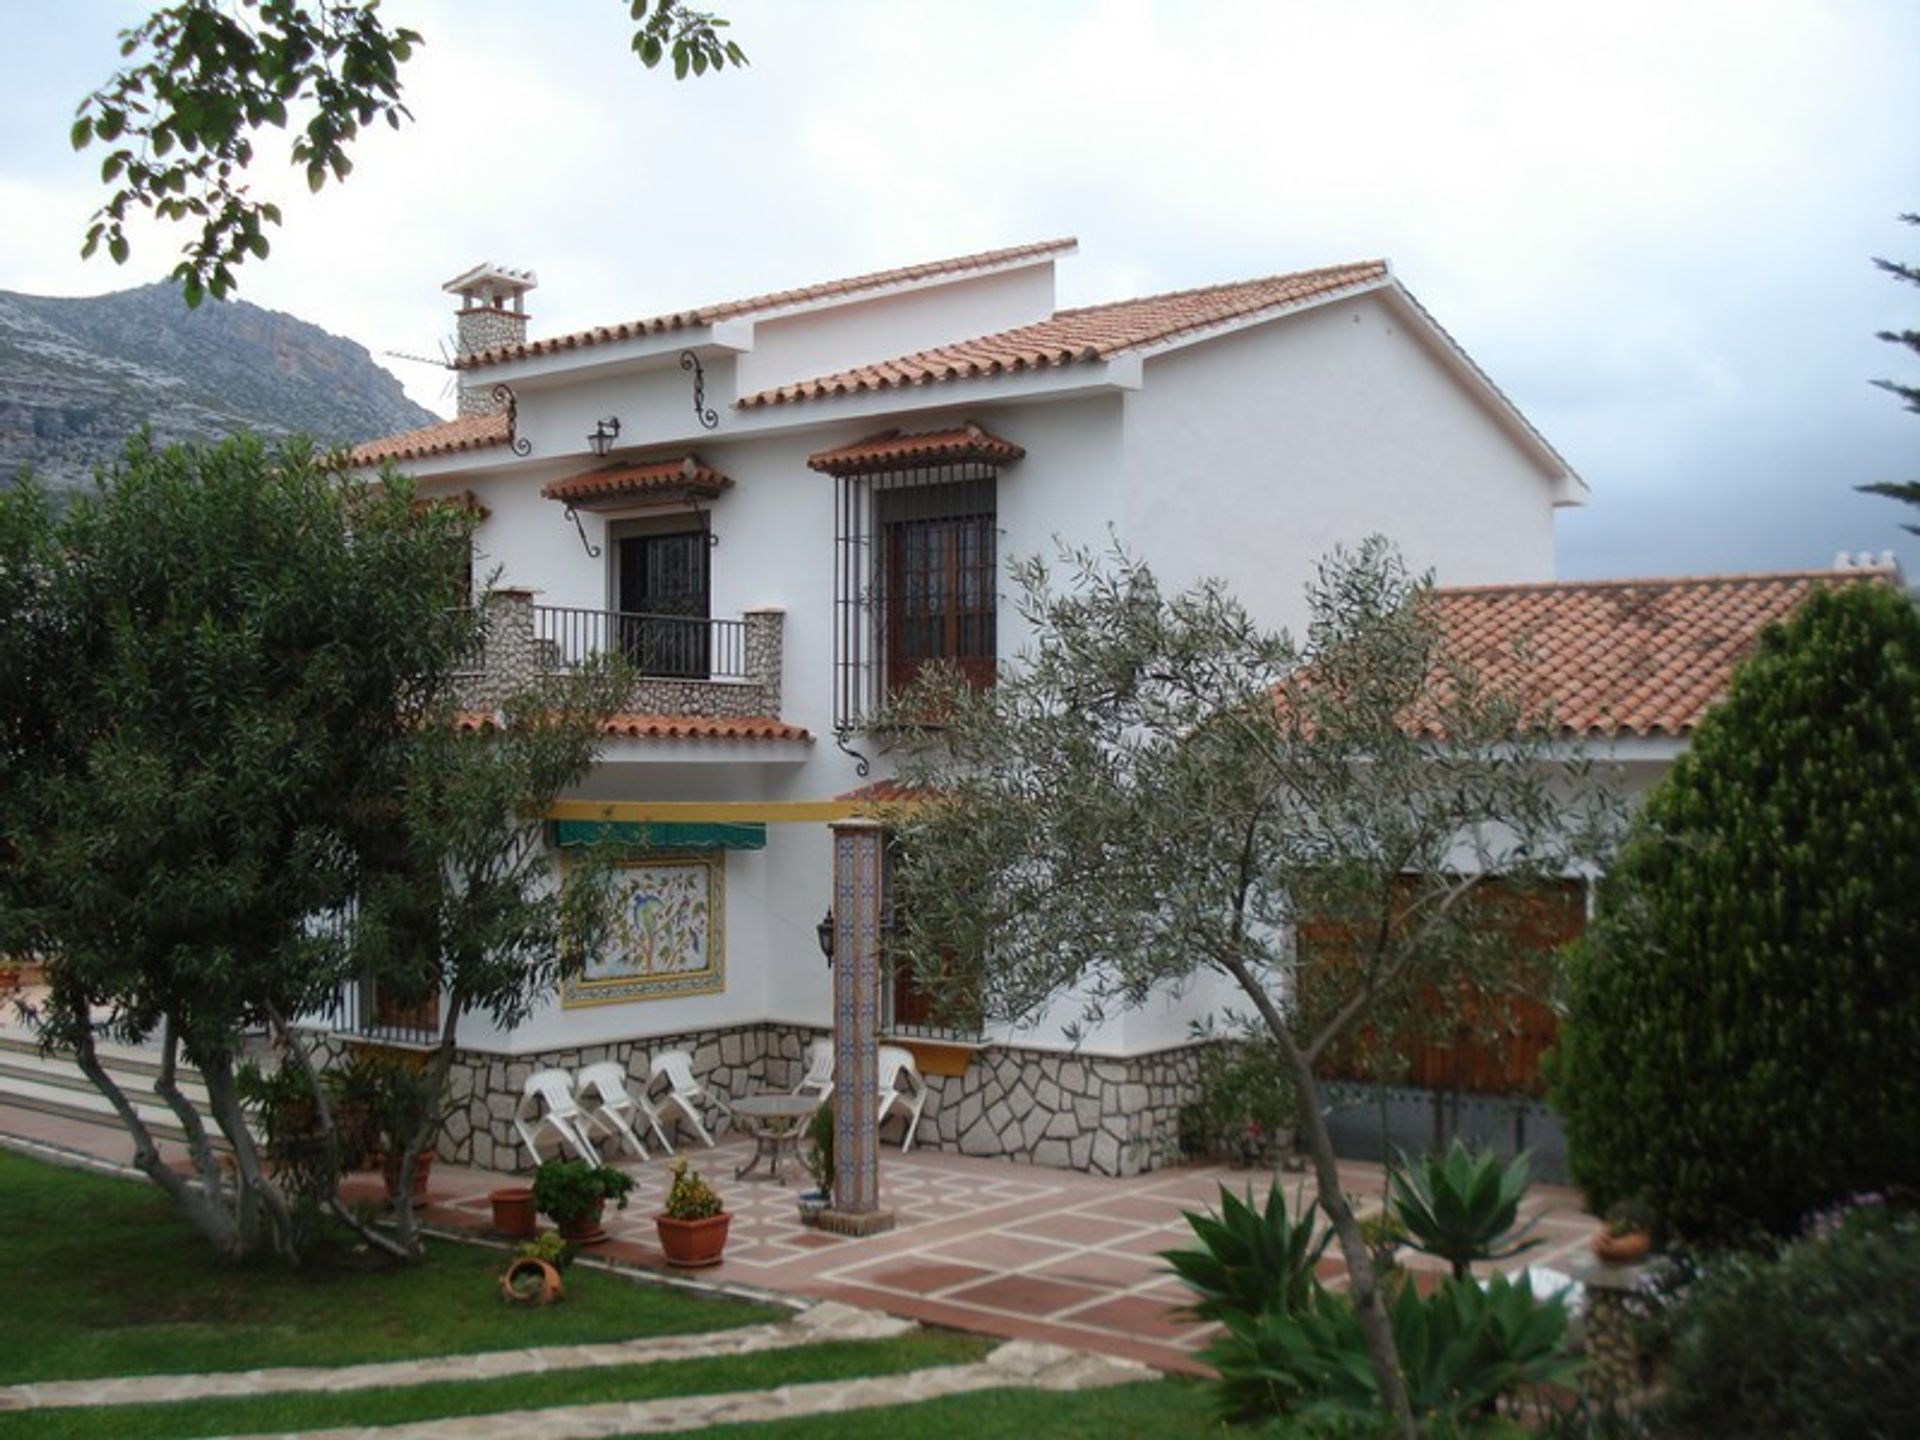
540,457,732,511
806,423,1024,477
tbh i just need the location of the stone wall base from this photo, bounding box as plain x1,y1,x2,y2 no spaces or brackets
307,1024,1214,1178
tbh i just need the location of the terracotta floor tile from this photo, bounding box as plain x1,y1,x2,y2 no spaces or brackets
1060,1293,1199,1340
1030,1247,1162,1289
944,1272,1110,1317
838,1259,1000,1295
921,1232,1076,1270
1075,1194,1193,1225
1004,1211,1149,1246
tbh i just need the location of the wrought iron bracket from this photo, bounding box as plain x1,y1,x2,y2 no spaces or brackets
680,349,720,430
833,728,872,779
562,505,601,559
493,384,533,456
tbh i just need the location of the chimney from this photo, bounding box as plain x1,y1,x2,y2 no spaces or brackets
442,262,537,417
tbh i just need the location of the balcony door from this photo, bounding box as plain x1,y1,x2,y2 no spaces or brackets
617,529,709,679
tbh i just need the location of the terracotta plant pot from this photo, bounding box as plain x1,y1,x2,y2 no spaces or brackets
656,1211,731,1268
381,1150,435,1208
557,1198,608,1246
1592,1227,1653,1265
489,1187,538,1240
499,1257,564,1307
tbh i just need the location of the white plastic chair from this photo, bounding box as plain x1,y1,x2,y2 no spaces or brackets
648,1049,718,1148
876,1044,928,1152
512,1068,601,1167
792,1037,834,1103
577,1060,673,1159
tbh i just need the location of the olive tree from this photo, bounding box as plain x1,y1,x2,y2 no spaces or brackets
880,539,1614,1436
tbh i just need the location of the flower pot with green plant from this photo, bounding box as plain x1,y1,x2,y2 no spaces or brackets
798,1102,832,1224
655,1157,729,1266
532,1158,634,1244
499,1233,572,1306
350,1055,445,1206
1593,1195,1655,1265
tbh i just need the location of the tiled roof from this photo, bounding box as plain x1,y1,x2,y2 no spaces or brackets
541,457,732,508
455,712,811,743
807,424,1025,476
454,238,1078,370
834,779,931,805
350,413,510,466
740,260,1389,409
1419,569,1896,739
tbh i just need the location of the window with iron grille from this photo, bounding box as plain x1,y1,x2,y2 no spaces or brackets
833,465,1001,737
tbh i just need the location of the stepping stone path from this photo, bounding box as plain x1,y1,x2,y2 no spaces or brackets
0,1301,1148,1436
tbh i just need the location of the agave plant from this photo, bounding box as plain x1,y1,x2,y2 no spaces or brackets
1161,1179,1333,1324
1390,1140,1542,1280
1202,1269,1577,1430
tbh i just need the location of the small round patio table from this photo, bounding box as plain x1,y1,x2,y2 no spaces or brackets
729,1093,821,1186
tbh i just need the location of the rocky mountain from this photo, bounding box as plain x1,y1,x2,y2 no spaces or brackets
0,281,438,490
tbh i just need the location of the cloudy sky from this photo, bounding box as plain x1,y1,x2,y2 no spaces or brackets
3,0,1915,579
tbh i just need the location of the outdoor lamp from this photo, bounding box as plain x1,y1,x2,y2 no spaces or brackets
587,416,622,457
816,909,835,967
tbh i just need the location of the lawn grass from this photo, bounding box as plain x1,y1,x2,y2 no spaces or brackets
0,1148,780,1384
645,1379,1227,1438
7,1334,990,1439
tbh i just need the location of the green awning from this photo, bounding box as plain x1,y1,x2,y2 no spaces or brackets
553,820,766,851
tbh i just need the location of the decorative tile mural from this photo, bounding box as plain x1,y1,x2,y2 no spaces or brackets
563,852,725,1006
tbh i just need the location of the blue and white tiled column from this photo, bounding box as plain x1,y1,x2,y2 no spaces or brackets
826,819,894,1233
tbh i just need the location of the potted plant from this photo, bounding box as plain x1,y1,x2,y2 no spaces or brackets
490,1185,538,1239
798,1102,832,1224
655,1157,729,1267
532,1158,634,1245
1593,1195,1655,1265
357,1056,444,1206
499,1232,570,1306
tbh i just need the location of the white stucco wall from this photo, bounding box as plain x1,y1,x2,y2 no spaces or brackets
403,280,1591,1065
733,263,1057,399
1121,293,1563,641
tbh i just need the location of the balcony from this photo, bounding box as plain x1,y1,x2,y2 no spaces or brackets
458,588,784,721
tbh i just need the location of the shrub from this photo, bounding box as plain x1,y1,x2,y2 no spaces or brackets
531,1160,634,1225
1390,1141,1541,1280
1656,1209,1920,1440
660,1158,722,1221
1176,1036,1298,1165
805,1101,833,1197
1551,583,1920,1242
1161,1180,1331,1324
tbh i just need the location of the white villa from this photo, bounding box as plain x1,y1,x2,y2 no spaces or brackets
346,239,1891,1179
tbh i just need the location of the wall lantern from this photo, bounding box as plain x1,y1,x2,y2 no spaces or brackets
586,416,622,458
815,909,835,968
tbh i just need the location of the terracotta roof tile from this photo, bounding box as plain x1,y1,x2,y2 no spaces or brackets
455,712,810,743
455,238,1078,370
741,260,1389,409
541,457,732,509
806,423,1025,476
350,413,510,466
834,779,931,805
1419,569,1897,738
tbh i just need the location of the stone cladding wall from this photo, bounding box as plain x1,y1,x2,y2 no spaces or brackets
311,1018,1212,1178
454,306,528,417
909,1041,1207,1177
455,595,784,724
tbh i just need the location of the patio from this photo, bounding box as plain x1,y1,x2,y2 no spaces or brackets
0,1096,1594,1376
376,1134,1595,1375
